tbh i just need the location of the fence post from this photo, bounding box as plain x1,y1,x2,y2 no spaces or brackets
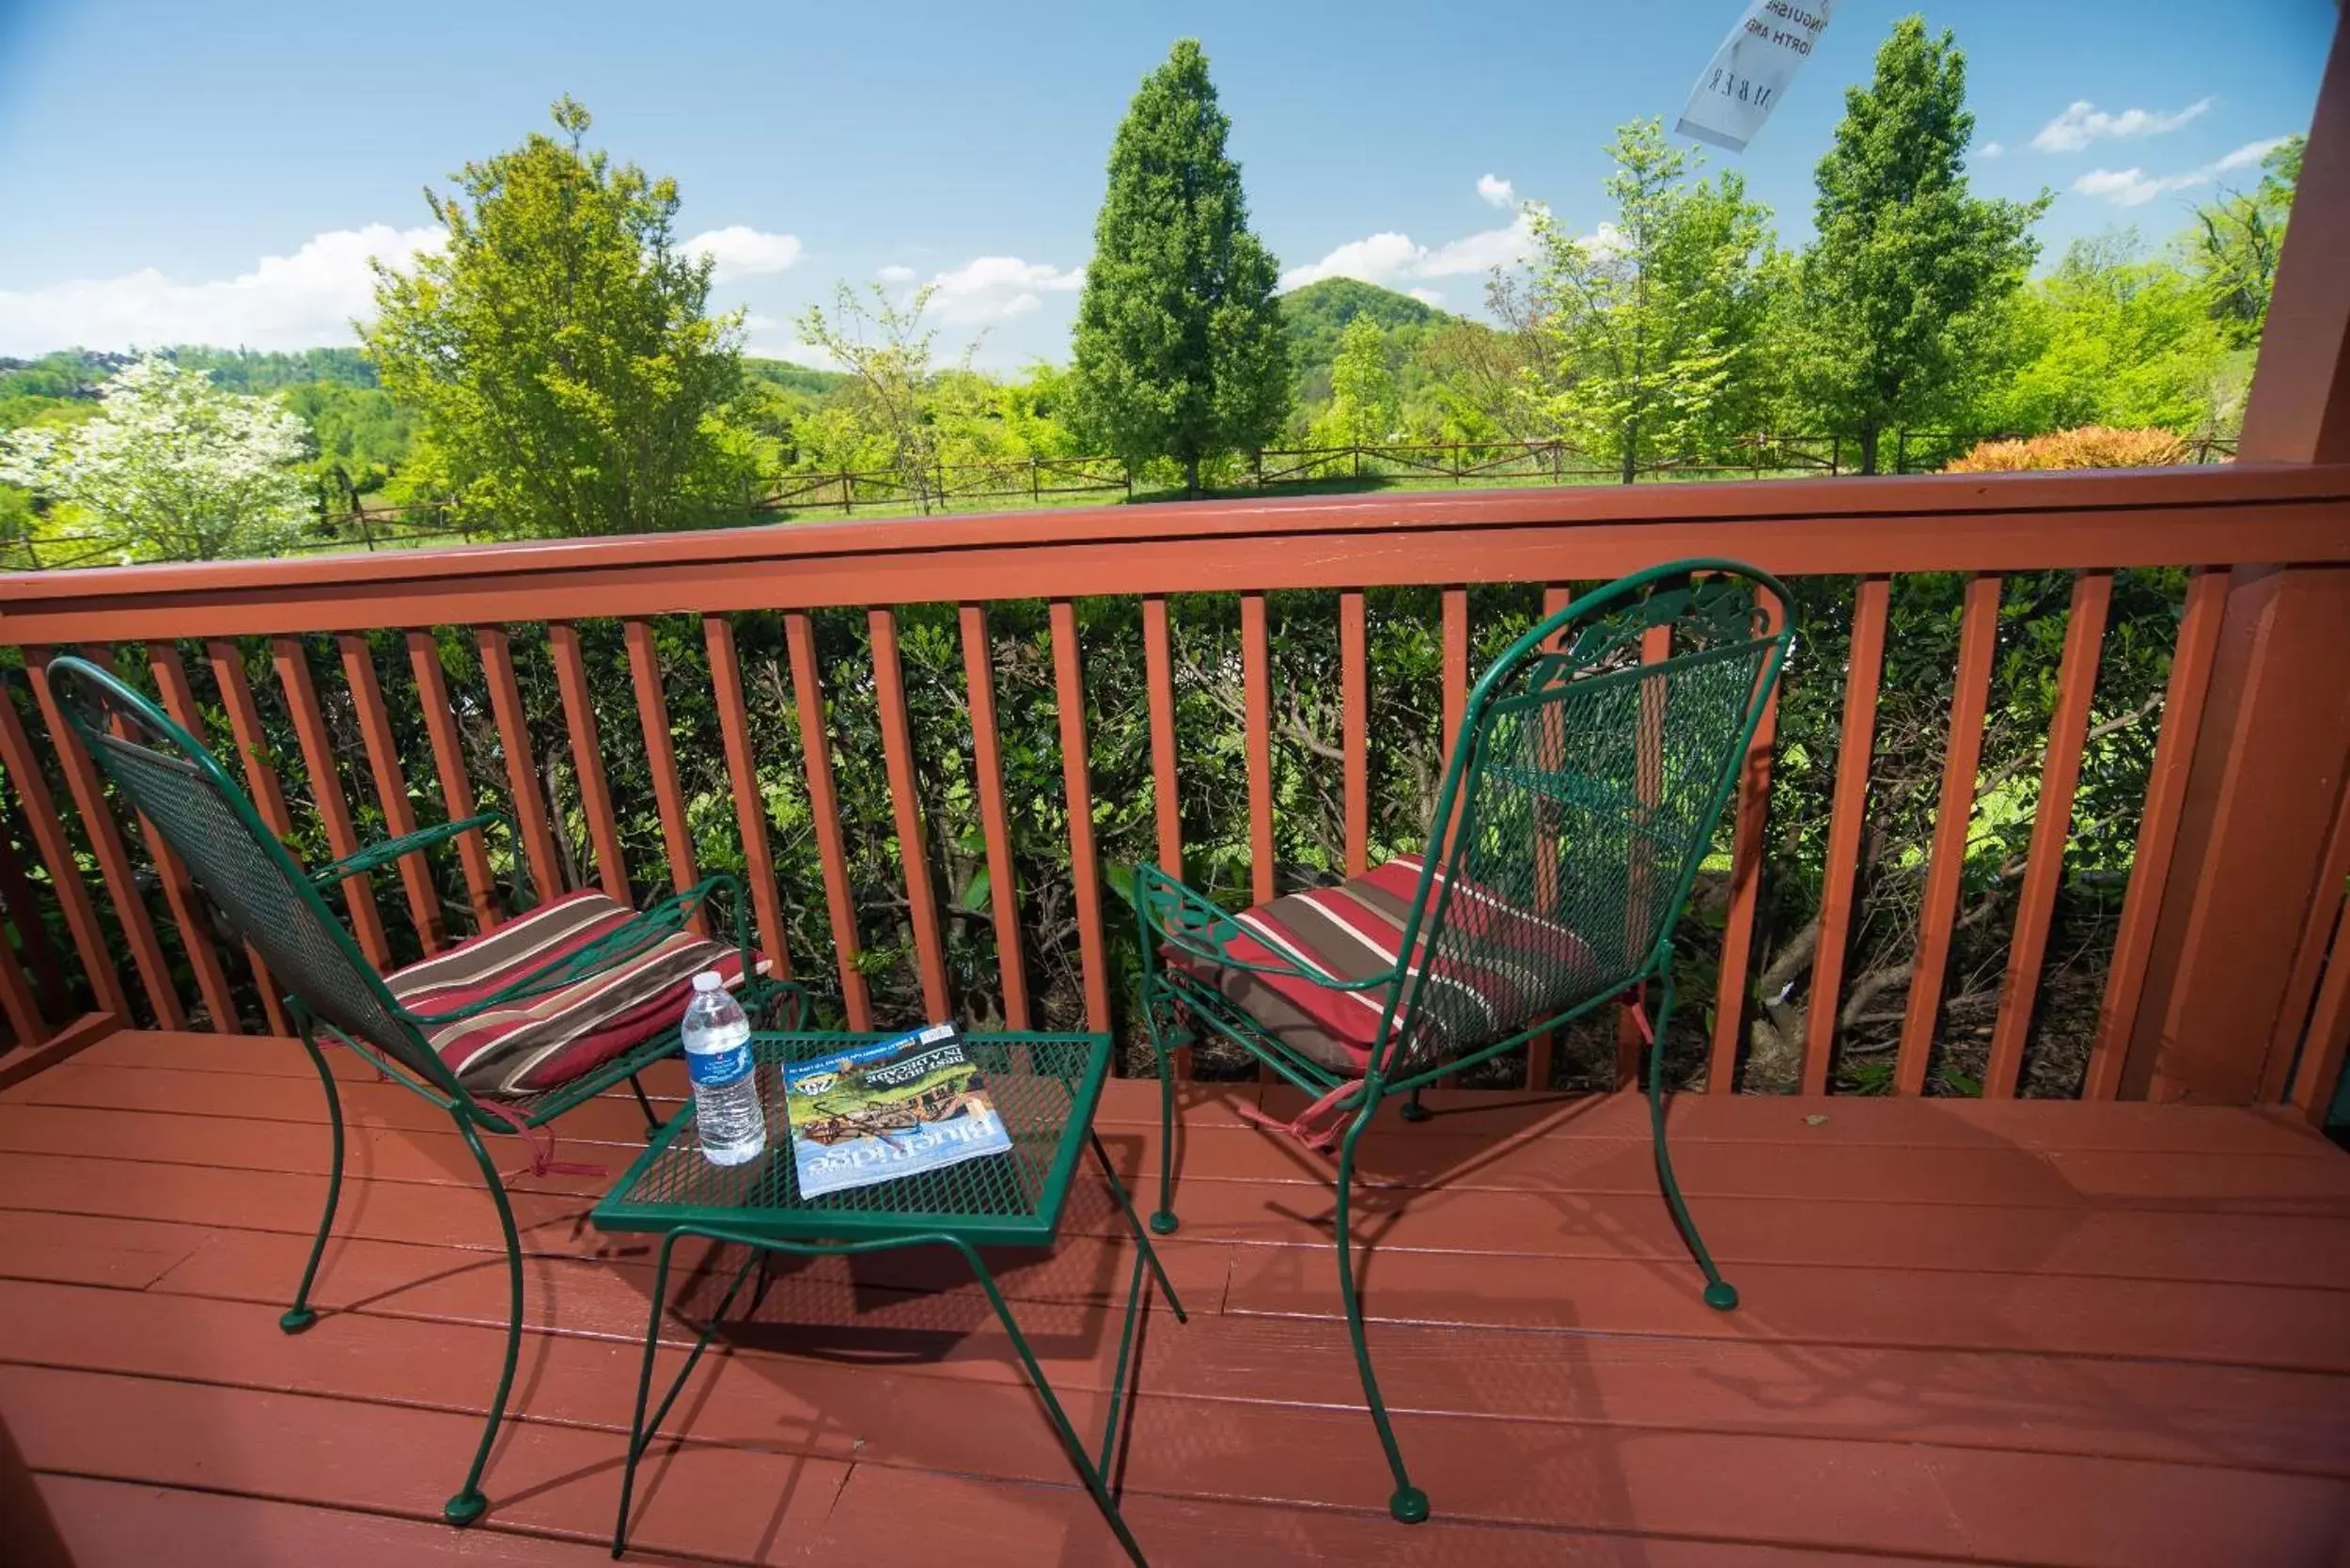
1031,457,1041,502
1830,434,1841,476
1895,431,1908,473
840,473,854,515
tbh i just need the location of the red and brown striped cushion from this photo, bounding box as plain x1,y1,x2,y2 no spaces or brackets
1167,855,1603,1073
386,890,759,1098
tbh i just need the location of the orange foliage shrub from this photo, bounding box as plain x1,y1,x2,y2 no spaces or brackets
1943,425,2191,473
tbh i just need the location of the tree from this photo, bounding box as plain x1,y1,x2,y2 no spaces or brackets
0,353,310,561
1982,233,2239,437
365,97,753,539
797,282,950,513
1313,316,1400,451
1522,119,1770,483
1790,17,2046,473
2190,134,2305,346
1068,39,1289,496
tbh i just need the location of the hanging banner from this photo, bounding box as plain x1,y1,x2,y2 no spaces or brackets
1676,0,1834,154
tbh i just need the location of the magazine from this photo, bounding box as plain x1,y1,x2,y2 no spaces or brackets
782,1023,1013,1199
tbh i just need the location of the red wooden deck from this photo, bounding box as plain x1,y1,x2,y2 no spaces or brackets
3,1029,2347,1566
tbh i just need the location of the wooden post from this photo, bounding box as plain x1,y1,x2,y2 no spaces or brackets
2123,17,2350,1105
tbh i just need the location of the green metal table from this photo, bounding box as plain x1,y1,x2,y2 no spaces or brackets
591,1030,1183,1564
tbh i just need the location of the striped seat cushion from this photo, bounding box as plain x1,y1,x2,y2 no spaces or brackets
386,890,758,1098
1167,855,1605,1073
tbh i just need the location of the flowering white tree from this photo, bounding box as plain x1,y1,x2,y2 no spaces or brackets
0,355,313,562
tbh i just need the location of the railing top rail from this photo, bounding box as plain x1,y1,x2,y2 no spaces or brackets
2,463,2345,645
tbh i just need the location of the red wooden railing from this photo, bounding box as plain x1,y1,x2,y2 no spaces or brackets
1,465,2347,1114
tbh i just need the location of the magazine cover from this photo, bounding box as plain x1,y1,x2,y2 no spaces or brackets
782,1022,1013,1199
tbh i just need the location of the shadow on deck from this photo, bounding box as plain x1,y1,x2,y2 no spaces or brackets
1,1029,2346,1566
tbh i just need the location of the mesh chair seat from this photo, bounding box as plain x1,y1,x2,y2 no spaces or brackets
388,889,764,1098
1167,854,1609,1073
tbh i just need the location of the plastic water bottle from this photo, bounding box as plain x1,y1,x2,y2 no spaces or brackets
681,971,764,1166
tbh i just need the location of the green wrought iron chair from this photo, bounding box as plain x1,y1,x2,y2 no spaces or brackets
45,653,801,1528
1136,559,1792,1525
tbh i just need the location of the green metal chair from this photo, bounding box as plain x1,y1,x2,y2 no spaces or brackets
1136,559,1792,1525
45,653,801,1528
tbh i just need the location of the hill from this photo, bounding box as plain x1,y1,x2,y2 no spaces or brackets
745,357,852,397
1278,277,1453,369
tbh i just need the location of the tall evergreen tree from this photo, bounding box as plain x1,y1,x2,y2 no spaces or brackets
1069,39,1288,497
1792,18,2046,473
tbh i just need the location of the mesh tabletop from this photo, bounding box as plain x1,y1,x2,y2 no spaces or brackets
592,1031,1111,1248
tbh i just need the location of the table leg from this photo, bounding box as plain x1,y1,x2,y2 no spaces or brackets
613,1235,764,1558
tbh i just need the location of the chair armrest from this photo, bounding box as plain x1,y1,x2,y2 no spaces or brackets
1136,863,1394,992
311,811,510,887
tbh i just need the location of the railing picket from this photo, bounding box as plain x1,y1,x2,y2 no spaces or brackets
2087,568,2226,1098
1340,589,1369,879
1896,572,2003,1094
1623,622,1670,1089
1242,592,1275,905
2288,895,2350,1125
1051,600,1112,1034
1142,596,1183,884
703,617,791,979
549,623,631,902
154,643,289,1032
784,612,871,1028
25,647,186,1027
1710,590,1786,1091
2268,767,2350,1103
473,627,562,903
271,636,393,972
118,644,240,1029
0,896,42,1047
403,631,500,933
1985,571,2113,1097
1526,585,1571,1091
1802,574,1889,1093
337,634,444,953
1440,587,1469,761
623,619,703,922
868,608,950,1019
0,673,127,1020
0,811,68,1027
960,604,1029,1028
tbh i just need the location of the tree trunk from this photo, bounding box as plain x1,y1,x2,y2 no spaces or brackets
1183,452,1201,499
1621,412,1639,485
1858,423,1881,477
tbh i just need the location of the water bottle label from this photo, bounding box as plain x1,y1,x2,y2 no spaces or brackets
687,1042,752,1088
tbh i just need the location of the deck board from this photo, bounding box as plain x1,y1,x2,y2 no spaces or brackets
3,1029,2346,1567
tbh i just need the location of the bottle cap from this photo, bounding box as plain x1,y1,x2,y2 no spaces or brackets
692,970,723,993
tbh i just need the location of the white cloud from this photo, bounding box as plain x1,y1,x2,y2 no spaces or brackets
1980,140,2005,159
1477,174,1515,208
683,226,803,283
1279,209,1543,294
0,225,442,355
2073,135,2296,208
2031,97,2213,153
875,264,917,285
1408,287,1445,306
918,255,1085,324
2213,134,2292,173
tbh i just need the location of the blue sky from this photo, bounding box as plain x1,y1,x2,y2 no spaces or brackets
0,0,2333,369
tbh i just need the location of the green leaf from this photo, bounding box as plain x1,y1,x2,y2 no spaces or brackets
959,869,992,912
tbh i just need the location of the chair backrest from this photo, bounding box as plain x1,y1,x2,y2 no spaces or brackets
44,655,462,1095
1378,560,1793,1074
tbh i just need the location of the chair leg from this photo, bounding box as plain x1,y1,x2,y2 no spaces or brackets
1399,1087,1431,1123
280,1017,344,1335
445,1117,527,1527
627,1073,663,1142
1644,972,1738,1311
1333,1113,1428,1525
1142,974,1181,1237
